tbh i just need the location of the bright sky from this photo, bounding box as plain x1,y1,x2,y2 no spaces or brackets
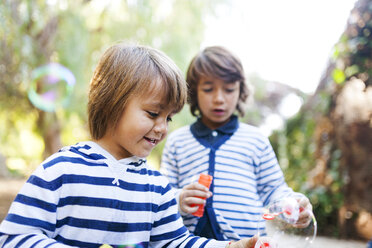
202,0,358,94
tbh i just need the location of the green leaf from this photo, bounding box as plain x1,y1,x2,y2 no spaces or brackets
332,68,346,84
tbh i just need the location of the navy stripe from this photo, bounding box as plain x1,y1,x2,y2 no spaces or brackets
215,168,255,180
56,216,151,232
44,241,58,248
199,239,210,248
158,198,177,212
27,175,62,191
184,236,199,248
214,208,262,215
256,170,282,181
126,168,162,176
14,194,56,212
216,184,257,194
29,174,167,194
230,225,258,231
150,226,188,241
68,145,106,160
153,213,179,228
213,192,259,201
217,154,252,166
3,234,16,247
58,196,154,211
55,234,102,248
179,161,208,177
15,234,36,248
214,200,260,208
43,156,107,169
30,239,43,248
226,140,265,152
223,215,261,223
260,155,277,165
5,214,55,232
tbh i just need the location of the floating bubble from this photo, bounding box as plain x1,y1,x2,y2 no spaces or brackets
28,63,75,112
255,196,317,248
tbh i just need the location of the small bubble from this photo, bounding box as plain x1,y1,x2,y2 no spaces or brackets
28,63,76,112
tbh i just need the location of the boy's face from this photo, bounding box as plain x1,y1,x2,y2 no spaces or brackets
97,83,174,160
197,76,240,130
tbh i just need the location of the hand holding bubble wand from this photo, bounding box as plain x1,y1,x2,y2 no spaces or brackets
255,195,317,248
191,173,213,217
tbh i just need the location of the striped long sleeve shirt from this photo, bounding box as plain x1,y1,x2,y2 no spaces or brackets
160,117,294,240
0,141,228,248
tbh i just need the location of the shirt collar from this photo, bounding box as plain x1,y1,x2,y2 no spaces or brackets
191,115,239,137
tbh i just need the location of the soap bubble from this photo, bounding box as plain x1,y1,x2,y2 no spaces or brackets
28,63,75,112
255,195,317,248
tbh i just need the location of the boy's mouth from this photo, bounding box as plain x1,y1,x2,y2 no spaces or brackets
213,109,225,115
144,137,158,145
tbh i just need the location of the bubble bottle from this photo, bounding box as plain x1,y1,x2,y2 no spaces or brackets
191,173,213,217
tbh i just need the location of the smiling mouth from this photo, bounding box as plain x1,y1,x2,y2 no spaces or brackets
144,137,158,145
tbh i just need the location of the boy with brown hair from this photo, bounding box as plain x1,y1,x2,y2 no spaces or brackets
0,43,257,248
161,46,312,241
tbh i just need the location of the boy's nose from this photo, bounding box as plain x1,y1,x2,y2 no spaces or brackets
154,120,168,134
213,89,224,103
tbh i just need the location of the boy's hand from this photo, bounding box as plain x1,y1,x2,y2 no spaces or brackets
294,196,313,228
179,182,212,214
227,235,258,248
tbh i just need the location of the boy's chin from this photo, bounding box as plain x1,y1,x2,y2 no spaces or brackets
134,150,153,159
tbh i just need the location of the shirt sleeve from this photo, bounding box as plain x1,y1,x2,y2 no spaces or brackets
255,137,293,206
160,135,180,189
0,164,75,247
149,178,228,248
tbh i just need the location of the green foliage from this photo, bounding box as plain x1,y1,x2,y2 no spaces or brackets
332,68,346,84
0,0,225,174
270,1,372,238
270,109,345,237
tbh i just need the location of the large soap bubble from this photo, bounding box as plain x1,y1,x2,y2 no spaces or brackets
255,195,317,248
28,63,75,112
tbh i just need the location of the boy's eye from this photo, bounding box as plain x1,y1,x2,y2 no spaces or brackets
167,116,173,122
202,88,213,93
147,111,158,118
225,88,236,93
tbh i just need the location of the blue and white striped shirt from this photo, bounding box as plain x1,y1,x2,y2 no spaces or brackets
0,141,228,248
160,118,294,240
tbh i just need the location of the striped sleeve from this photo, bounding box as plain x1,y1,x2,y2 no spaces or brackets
160,130,180,188
255,136,293,206
149,176,228,248
0,156,74,247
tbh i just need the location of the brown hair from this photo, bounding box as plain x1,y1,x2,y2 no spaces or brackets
88,42,187,140
186,46,249,117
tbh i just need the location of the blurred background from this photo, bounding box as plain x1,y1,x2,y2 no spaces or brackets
0,0,371,244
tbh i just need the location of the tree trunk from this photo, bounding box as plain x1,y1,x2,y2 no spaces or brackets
325,0,372,240
37,110,62,159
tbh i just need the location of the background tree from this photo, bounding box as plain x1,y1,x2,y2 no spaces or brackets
0,0,223,174
270,0,372,240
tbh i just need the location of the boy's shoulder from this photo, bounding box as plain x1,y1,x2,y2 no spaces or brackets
167,125,192,140
238,122,264,134
41,142,107,169
237,122,269,142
